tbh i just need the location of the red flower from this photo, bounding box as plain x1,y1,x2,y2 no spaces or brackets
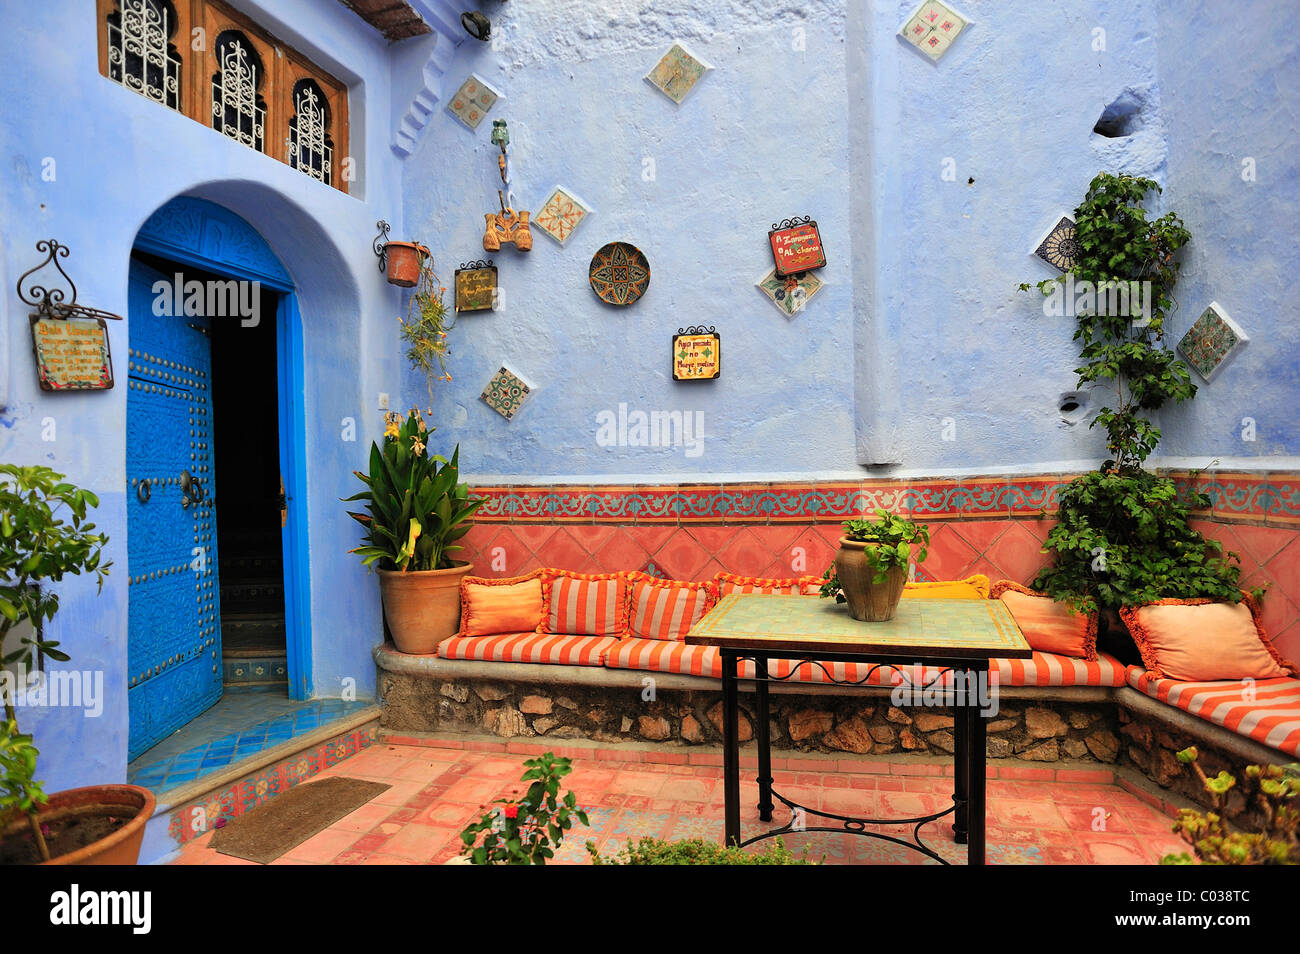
504,804,518,820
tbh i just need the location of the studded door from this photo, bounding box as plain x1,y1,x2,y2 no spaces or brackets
127,259,222,760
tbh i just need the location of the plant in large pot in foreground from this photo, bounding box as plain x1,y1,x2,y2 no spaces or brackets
831,510,930,622
344,408,485,654
0,464,154,865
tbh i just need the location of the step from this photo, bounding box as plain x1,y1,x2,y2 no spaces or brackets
223,654,288,685
220,554,284,580
220,577,285,613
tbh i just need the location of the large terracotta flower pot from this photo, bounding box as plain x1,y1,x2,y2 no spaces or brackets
379,562,474,654
834,538,908,622
384,242,430,287
0,784,154,865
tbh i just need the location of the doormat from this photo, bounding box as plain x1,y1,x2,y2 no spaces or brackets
210,776,389,864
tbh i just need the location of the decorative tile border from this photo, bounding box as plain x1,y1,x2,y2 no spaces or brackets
470,473,1299,526
164,722,378,847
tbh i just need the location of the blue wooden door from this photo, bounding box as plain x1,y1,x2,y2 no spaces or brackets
127,259,222,760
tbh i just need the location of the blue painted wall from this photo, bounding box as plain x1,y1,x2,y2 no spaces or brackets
403,0,1299,479
0,0,414,790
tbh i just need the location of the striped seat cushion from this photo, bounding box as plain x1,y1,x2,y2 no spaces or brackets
604,638,1127,688
438,631,616,666
542,570,628,636
714,573,822,596
626,574,718,641
1127,669,1300,756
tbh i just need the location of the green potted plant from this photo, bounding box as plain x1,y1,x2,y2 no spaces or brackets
832,509,930,622
1018,173,1248,642
0,464,154,865
344,408,485,654
399,256,453,402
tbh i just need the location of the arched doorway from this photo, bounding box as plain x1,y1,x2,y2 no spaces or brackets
126,196,311,761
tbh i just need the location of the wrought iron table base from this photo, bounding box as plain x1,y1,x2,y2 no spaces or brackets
721,650,988,866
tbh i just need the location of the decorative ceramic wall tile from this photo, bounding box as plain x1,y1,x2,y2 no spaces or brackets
1032,214,1081,271
673,326,721,381
645,42,713,104
533,187,593,245
447,74,502,130
756,268,823,318
899,1,970,62
481,364,534,420
1178,302,1249,381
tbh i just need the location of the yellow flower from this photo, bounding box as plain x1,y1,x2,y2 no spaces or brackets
411,436,426,456
384,421,400,439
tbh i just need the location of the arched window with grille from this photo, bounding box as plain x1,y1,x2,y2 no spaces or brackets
211,30,267,153
105,0,182,111
288,79,334,186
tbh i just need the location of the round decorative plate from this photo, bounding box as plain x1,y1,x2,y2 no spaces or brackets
588,242,651,306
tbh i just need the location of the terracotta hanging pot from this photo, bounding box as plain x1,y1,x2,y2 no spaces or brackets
385,242,430,287
834,539,908,622
378,562,474,654
0,784,155,865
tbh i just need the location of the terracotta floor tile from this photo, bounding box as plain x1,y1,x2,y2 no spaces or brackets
380,823,457,862
332,802,394,832
283,828,361,864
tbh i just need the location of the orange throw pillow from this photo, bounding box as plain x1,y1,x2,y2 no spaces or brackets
541,570,628,636
627,573,718,641
714,572,821,596
992,580,1097,660
1119,596,1297,682
903,574,990,600
459,571,545,637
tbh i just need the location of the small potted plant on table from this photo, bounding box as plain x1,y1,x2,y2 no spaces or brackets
344,409,485,654
0,464,155,865
832,509,930,622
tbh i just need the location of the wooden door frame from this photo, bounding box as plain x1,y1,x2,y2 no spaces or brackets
132,197,313,699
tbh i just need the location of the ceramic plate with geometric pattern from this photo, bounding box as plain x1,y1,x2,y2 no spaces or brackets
1177,301,1249,382
589,242,651,305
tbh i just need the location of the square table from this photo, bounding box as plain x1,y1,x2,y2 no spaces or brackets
685,594,1032,865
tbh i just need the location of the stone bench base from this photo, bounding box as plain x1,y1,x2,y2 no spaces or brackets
374,644,1293,826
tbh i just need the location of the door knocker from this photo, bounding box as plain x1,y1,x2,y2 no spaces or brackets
180,470,204,509
136,479,152,503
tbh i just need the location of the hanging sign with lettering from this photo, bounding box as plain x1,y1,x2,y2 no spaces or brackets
30,316,115,391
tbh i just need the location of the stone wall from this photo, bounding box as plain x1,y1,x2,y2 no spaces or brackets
380,671,1122,763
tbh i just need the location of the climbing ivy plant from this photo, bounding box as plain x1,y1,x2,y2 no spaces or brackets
1019,172,1246,615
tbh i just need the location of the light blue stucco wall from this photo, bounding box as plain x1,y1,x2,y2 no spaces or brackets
0,0,412,790
404,0,1299,481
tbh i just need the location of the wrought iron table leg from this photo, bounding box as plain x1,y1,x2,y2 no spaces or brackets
754,656,773,822
952,680,969,845
722,649,741,847
968,678,987,866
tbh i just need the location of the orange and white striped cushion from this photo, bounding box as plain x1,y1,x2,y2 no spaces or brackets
993,651,1128,687
542,570,628,636
626,574,718,641
438,631,616,666
714,572,822,596
1127,669,1300,756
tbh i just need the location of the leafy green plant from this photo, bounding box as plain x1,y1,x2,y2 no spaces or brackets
1018,173,1244,614
0,465,111,862
1160,748,1298,865
459,753,589,865
1018,172,1194,471
1032,469,1247,615
587,836,816,865
400,256,453,402
836,510,929,585
343,408,484,572
819,565,845,603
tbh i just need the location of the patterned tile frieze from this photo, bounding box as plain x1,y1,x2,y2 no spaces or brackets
471,473,1298,525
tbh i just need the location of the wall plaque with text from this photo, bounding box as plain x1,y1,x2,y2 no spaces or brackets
30,316,115,391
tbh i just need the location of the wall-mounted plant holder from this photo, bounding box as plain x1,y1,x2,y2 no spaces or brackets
384,240,431,287
17,238,122,392
455,260,497,312
672,326,721,381
768,216,826,278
